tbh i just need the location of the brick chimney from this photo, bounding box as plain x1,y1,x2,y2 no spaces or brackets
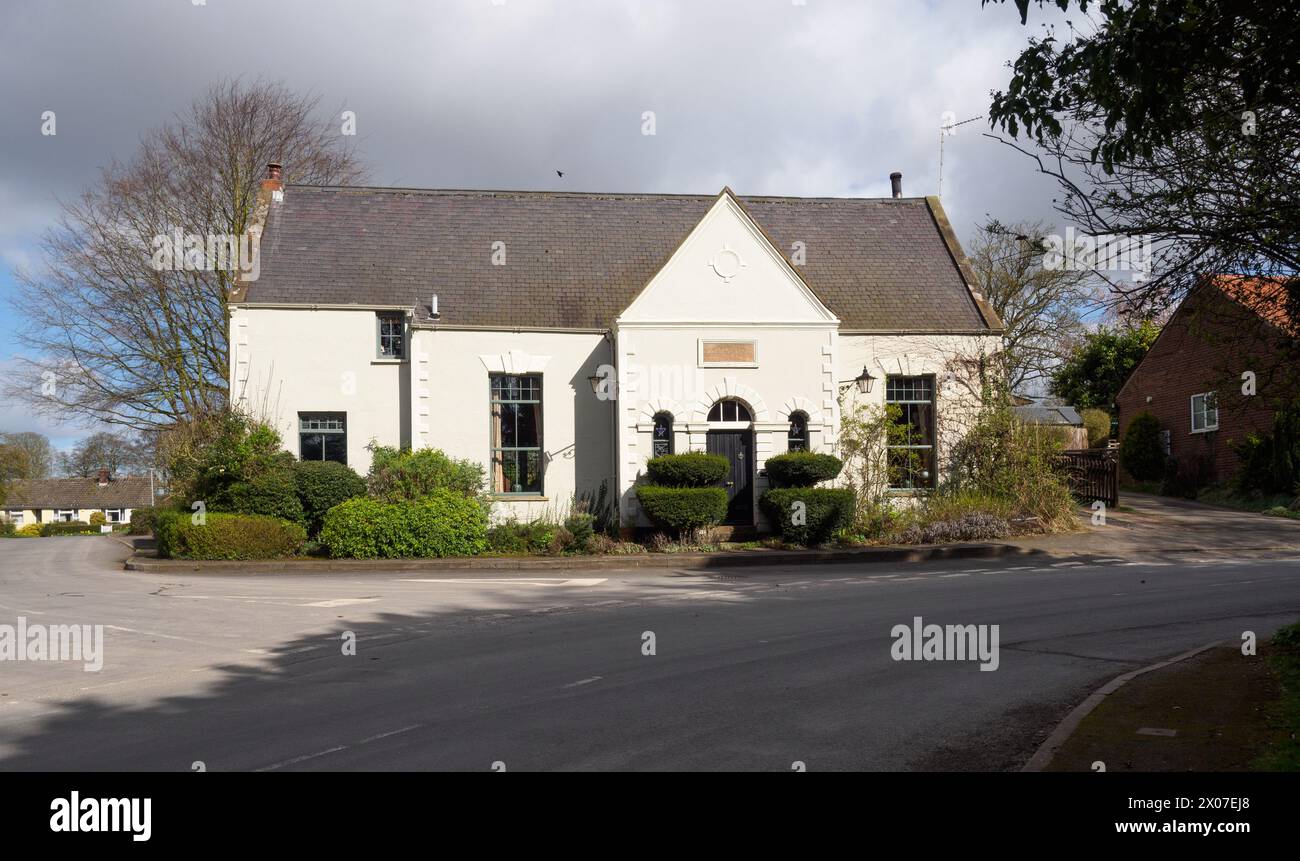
890,171,903,199
262,162,284,193
97,468,110,486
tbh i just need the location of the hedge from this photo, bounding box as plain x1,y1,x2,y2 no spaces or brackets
366,446,487,503
294,460,366,536
759,487,855,545
645,452,730,487
1120,411,1165,481
319,491,488,559
127,507,159,535
154,511,307,560
764,452,843,488
635,485,728,533
39,521,102,537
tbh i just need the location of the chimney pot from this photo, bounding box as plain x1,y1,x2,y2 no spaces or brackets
97,468,110,486
890,171,903,199
262,162,284,193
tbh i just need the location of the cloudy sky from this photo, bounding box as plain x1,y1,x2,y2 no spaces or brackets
0,0,1070,450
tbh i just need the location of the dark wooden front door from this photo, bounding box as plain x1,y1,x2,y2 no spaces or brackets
707,430,754,525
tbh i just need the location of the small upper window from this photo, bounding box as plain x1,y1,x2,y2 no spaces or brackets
652,412,674,458
788,411,809,452
1191,392,1218,432
377,312,406,359
707,399,752,422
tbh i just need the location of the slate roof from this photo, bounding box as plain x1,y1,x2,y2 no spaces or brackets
1014,403,1084,426
239,186,1001,332
4,476,155,510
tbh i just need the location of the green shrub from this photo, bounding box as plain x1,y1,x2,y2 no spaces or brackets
644,452,729,487
635,485,728,533
319,491,488,559
760,487,855,545
294,460,366,536
162,411,292,510
89,511,106,526
1120,411,1166,481
16,523,42,537
39,521,100,536
946,402,1076,528
214,458,305,525
486,519,556,555
763,452,843,488
128,507,159,535
1232,399,1300,495
155,510,306,560
563,511,595,552
0,521,15,537
366,445,487,504
1081,408,1112,448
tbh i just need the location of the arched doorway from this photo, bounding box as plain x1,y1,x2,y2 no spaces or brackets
705,398,754,525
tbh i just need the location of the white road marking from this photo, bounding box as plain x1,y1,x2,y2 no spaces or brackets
303,598,382,607
563,676,603,689
255,745,347,772
357,724,422,744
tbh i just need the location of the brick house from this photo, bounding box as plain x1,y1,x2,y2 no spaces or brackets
1115,276,1300,485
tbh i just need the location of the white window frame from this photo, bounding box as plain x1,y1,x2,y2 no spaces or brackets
55,509,76,522
104,509,124,524
1190,392,1218,433
3,510,22,525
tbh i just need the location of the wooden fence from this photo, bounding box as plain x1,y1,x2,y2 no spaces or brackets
1058,448,1118,509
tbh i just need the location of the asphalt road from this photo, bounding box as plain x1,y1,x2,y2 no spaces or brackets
2,534,1300,771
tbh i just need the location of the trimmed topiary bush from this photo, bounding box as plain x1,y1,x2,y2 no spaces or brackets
1120,411,1165,481
294,460,366,536
635,485,728,534
645,452,729,488
759,487,855,545
764,452,843,488
154,511,306,560
319,490,488,559
89,511,106,526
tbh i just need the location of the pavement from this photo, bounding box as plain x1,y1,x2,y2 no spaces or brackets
2,494,1299,771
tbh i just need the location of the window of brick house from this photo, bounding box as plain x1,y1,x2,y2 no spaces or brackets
1190,392,1218,433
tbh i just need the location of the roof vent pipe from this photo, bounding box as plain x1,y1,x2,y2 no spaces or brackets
890,171,903,199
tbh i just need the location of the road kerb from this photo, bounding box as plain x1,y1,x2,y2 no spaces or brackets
1021,640,1224,772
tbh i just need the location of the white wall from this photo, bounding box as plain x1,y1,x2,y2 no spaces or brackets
409,328,615,523
838,333,1003,487
230,306,410,474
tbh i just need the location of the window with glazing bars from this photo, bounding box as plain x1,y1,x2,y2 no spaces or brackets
490,374,543,494
299,412,347,464
886,376,935,489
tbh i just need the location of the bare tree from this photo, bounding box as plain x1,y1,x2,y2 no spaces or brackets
7,79,366,432
58,432,150,478
969,218,1096,394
